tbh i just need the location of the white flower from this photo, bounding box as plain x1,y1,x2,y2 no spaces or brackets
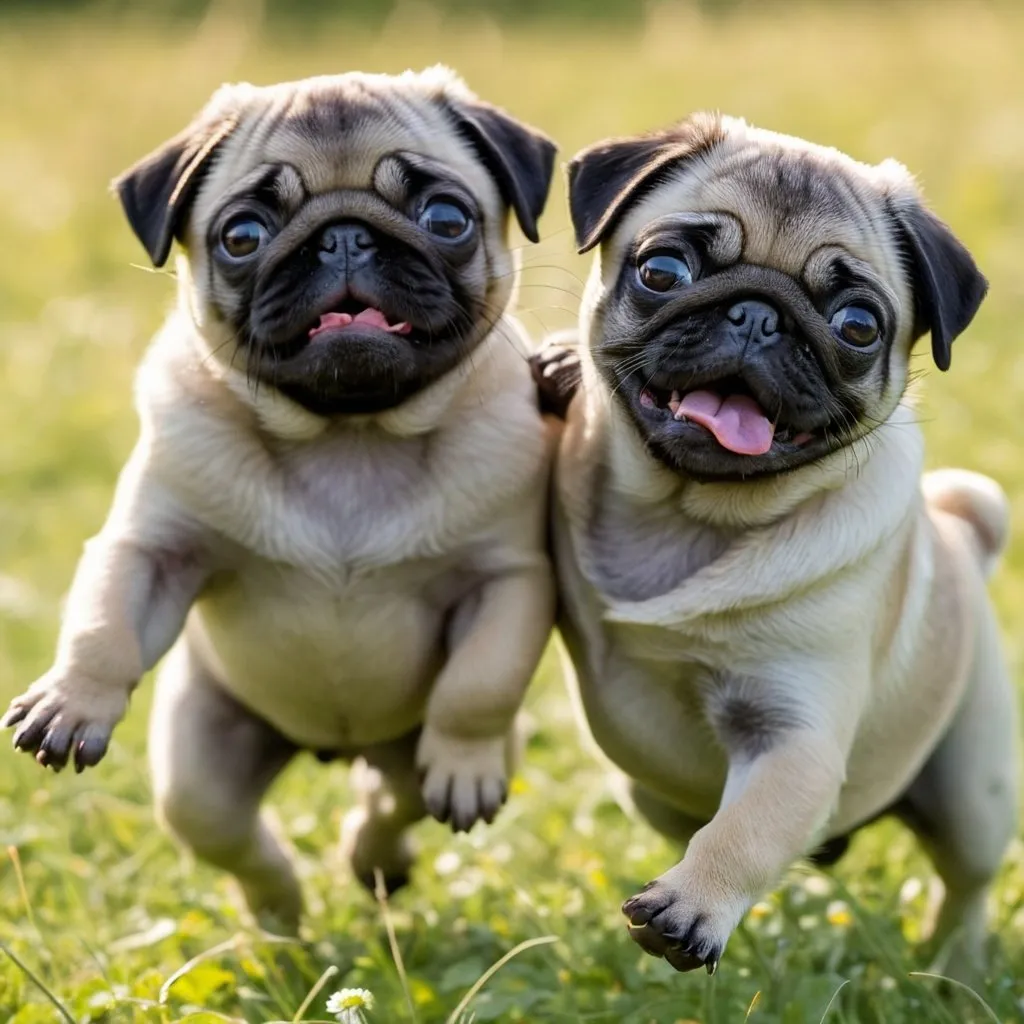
899,876,923,904
802,874,832,897
434,850,462,876
326,987,375,1023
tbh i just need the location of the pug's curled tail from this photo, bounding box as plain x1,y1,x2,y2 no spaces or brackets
923,468,1010,579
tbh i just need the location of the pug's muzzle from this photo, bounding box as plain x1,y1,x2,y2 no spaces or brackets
599,264,868,481
235,194,484,416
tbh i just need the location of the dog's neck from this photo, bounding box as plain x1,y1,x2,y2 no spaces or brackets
559,350,927,607
171,259,525,444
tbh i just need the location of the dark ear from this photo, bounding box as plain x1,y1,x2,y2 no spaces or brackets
567,113,725,254
889,199,988,371
112,113,238,267
446,98,557,244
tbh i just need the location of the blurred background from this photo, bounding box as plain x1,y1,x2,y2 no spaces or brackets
1,2,1023,1022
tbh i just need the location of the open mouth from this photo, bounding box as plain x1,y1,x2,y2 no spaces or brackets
308,298,412,340
637,375,815,455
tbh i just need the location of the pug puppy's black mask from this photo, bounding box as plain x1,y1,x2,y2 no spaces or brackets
115,68,556,416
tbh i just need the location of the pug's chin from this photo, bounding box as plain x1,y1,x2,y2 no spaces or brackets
618,374,833,483
255,326,470,417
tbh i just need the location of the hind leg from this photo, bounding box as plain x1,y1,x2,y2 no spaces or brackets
149,643,302,933
897,604,1019,979
342,730,427,895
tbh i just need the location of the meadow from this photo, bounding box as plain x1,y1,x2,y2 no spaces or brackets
1,2,1024,1021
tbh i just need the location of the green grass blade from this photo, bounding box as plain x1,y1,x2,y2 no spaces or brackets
908,971,1001,1024
292,964,339,1022
445,935,558,1024
0,939,76,1024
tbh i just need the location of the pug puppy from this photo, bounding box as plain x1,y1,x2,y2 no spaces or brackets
2,68,558,931
538,113,1018,978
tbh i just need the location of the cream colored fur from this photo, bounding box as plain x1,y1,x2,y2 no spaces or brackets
553,118,1019,979
4,70,556,932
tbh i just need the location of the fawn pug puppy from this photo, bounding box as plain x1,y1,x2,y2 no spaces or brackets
538,113,1018,977
3,68,558,931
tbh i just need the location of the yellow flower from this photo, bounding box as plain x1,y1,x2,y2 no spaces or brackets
826,900,853,928
749,901,773,920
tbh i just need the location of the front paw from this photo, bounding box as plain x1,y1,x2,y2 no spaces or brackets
622,870,745,975
529,342,582,420
416,728,508,833
2,671,127,772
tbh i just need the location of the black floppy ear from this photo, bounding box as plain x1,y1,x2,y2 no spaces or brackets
890,199,988,371
112,113,238,267
567,114,725,254
446,98,557,244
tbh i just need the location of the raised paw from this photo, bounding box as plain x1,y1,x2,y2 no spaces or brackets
622,872,743,975
529,341,582,420
416,728,509,833
1,671,127,773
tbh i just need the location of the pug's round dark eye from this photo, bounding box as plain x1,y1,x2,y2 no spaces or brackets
637,253,693,292
220,217,269,260
830,305,880,347
418,198,471,239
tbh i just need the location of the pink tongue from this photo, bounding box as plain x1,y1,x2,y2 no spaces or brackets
676,390,775,456
309,308,411,338
314,312,354,333
353,308,392,330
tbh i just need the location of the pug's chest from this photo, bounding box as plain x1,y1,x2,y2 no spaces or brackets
187,553,478,749
267,437,463,569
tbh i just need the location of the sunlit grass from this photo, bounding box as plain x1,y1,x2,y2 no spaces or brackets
1,3,1023,1021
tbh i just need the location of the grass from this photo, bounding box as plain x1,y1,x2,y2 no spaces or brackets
1,2,1024,1021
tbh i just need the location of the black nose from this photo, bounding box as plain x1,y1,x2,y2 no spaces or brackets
725,300,781,342
319,222,376,268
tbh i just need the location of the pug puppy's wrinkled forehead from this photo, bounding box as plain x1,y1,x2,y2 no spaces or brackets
566,113,986,481
600,122,908,298
121,67,552,266
215,71,498,194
